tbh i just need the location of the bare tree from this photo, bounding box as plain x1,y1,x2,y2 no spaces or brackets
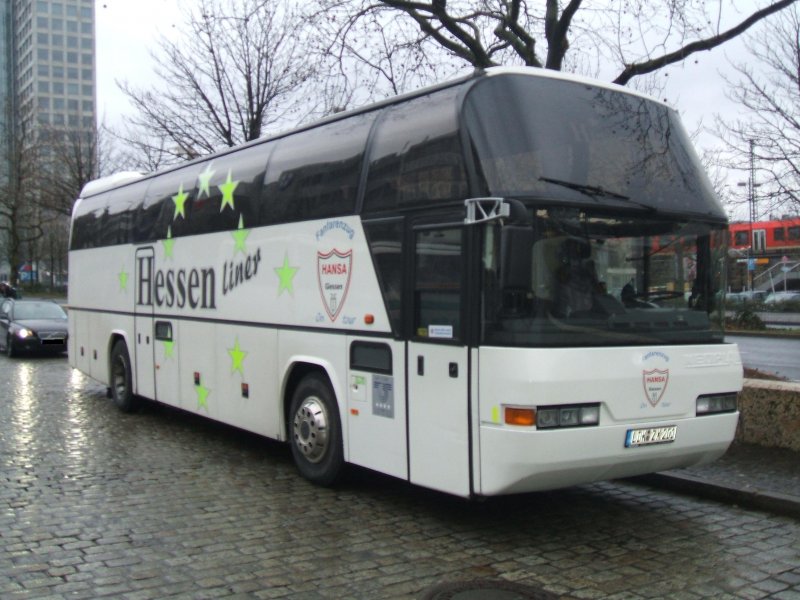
117,0,315,166
317,0,797,94
0,114,45,287
311,4,465,109
114,129,173,174
720,4,800,215
37,124,121,218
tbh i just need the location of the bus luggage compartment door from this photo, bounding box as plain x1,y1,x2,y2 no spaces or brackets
408,342,470,496
346,339,408,480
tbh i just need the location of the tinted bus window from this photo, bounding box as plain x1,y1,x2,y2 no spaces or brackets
190,144,270,236
139,165,199,242
364,86,468,214
363,218,404,335
73,179,149,249
70,192,109,249
262,114,373,225
102,181,144,247
135,170,177,243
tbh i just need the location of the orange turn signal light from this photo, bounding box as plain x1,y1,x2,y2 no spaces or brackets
364,314,375,325
505,407,536,427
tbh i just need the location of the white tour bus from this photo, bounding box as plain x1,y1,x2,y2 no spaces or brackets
68,67,742,498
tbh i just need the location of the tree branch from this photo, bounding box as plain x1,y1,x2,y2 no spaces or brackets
614,0,798,85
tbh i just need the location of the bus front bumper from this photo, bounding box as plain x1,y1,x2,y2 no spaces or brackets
477,412,738,496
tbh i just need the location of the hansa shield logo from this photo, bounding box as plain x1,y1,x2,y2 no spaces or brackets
642,369,669,407
317,248,352,322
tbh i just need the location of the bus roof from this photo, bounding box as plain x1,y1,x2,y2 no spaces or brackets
79,67,672,200
79,171,145,198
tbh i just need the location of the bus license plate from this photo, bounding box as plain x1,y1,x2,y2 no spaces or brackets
625,425,677,448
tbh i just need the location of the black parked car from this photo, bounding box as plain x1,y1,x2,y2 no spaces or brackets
0,299,68,357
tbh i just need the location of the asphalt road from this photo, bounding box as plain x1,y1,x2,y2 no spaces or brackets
1,353,799,599
727,334,800,381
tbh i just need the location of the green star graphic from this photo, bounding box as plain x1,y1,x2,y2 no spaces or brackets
227,337,247,375
172,184,189,220
162,226,175,259
232,215,249,254
195,384,210,410
162,339,175,359
274,252,299,296
118,267,129,291
218,170,239,212
197,163,215,198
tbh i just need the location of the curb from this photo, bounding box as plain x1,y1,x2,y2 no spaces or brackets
726,330,800,341
629,472,800,520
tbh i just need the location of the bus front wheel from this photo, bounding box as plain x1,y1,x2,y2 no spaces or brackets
289,374,344,486
110,340,138,413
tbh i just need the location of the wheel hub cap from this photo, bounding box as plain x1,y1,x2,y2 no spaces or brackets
293,397,329,463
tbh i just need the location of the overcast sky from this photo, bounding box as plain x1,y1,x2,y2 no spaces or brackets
96,0,184,126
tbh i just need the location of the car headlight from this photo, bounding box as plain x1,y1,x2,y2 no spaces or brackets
16,327,33,339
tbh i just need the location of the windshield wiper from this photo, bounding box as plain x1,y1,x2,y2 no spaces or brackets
539,176,629,200
539,176,655,212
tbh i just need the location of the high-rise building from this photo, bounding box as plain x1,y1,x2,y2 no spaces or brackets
1,2,14,158
11,0,96,139
0,0,95,285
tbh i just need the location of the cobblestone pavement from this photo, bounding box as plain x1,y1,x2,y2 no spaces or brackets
1,355,799,600
677,442,800,500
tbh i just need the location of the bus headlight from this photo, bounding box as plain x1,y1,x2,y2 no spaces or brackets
535,403,600,429
696,393,738,416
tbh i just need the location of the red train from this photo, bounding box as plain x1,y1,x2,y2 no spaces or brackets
729,217,800,255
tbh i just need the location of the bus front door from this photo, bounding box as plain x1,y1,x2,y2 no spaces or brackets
407,227,471,497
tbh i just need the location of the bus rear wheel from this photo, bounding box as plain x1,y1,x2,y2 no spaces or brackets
110,340,138,413
289,374,343,486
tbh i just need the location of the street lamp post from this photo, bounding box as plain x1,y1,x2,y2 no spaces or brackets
737,139,760,291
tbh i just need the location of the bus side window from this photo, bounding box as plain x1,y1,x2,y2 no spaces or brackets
154,321,173,341
364,88,468,214
414,228,462,340
363,219,404,337
261,114,373,225
71,192,108,249
186,146,266,237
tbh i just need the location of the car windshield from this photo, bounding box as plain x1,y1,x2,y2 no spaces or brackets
481,206,727,347
13,302,67,320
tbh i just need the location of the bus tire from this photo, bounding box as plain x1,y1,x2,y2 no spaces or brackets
110,340,138,413
289,374,344,486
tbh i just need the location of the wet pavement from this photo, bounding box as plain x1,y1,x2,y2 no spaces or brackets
678,442,800,499
637,442,800,521
1,354,799,599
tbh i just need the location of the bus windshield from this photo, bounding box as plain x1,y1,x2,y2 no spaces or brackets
482,207,727,347
464,74,726,221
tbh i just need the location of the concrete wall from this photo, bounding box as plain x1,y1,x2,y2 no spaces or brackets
738,379,800,452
